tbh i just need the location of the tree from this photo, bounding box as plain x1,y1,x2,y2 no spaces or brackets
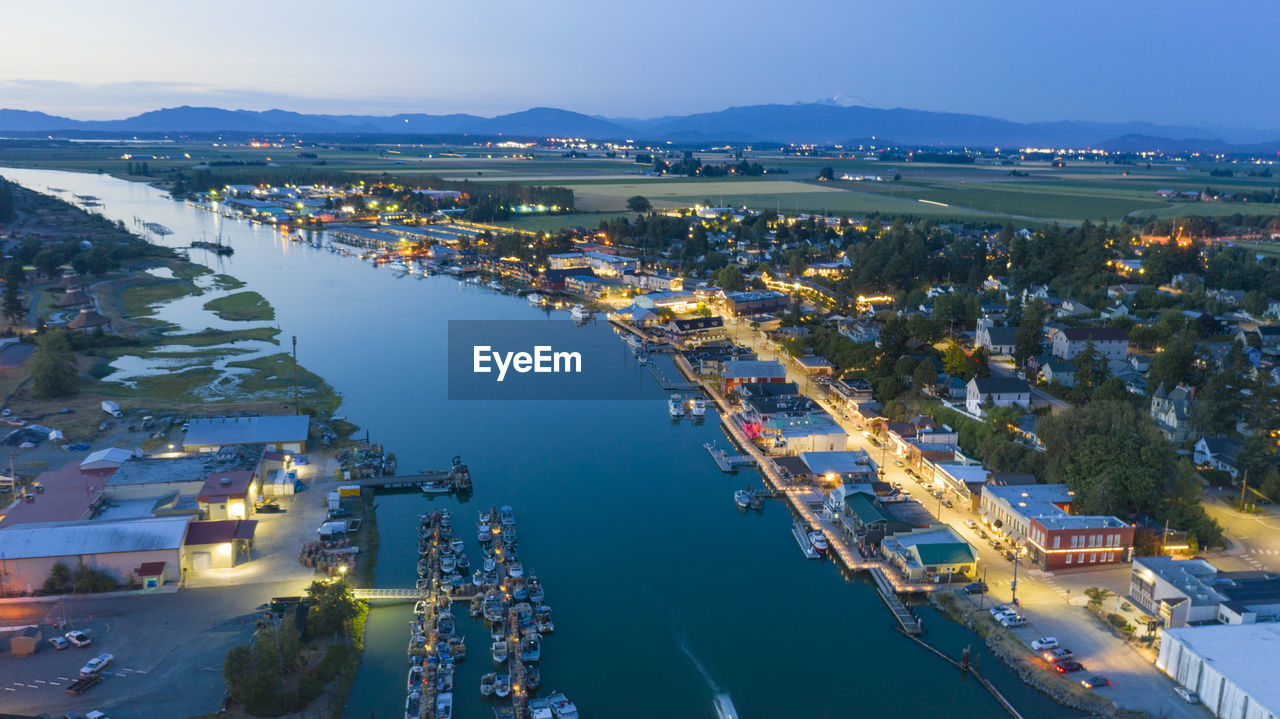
1084,586,1113,606
2,262,25,325
1243,289,1269,318
971,346,991,378
1072,341,1109,398
713,265,745,292
306,579,359,637
42,561,72,594
942,344,971,380
912,362,937,392
625,195,652,213
30,330,79,399
1147,337,1198,392
1013,300,1048,368
816,166,835,181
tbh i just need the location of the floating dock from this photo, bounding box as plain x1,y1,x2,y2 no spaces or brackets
791,522,820,559
704,442,756,472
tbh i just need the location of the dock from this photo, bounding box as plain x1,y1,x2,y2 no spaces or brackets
355,456,473,492
791,522,820,559
871,568,922,634
704,442,756,472
141,222,172,236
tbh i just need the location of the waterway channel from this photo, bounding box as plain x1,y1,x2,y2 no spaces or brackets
0,168,1080,718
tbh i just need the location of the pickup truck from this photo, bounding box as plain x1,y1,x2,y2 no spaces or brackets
66,674,101,695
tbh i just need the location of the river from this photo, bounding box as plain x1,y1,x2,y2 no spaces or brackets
0,168,1078,718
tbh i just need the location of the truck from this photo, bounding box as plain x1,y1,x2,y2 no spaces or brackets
66,674,101,695
101,401,123,418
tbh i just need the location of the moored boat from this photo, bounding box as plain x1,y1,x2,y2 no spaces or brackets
528,574,545,604
547,691,579,719
507,561,524,578
690,397,707,417
668,393,685,417
569,304,592,320
527,292,544,306
494,674,511,698
536,605,555,633
529,698,554,719
526,664,541,690
734,489,751,509
491,639,508,664
490,617,505,641
480,672,497,697
808,530,829,555
520,633,542,662
435,691,453,719
437,663,454,692
499,505,515,527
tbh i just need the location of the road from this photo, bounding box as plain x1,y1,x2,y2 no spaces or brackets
720,317,1208,718
1201,488,1280,572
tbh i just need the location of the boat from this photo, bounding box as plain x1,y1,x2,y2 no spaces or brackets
536,605,555,633
450,537,465,554
437,611,456,639
478,526,492,543
527,293,544,306
456,553,471,572
528,574,545,604
499,505,516,527
448,635,466,661
413,599,427,615
405,691,421,719
422,478,453,494
491,640,508,664
507,561,524,579
714,693,741,719
483,556,497,573
690,397,707,417
529,698,554,719
479,508,493,525
408,665,423,692
808,530,830,555
441,555,456,573
547,691,579,719
495,707,515,719
437,664,454,692
668,394,685,417
473,570,485,586
494,674,511,698
569,304,592,320
791,521,820,559
483,592,503,622
520,633,542,662
512,579,529,602
734,489,751,509
490,617,505,641
435,691,453,719
480,672,497,697
526,664,541,690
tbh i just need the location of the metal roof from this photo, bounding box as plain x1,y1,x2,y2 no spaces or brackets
183,415,310,448
0,516,190,559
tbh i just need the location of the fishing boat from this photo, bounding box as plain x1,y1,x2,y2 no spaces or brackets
441,555,456,573
421,479,453,494
494,674,511,698
520,633,542,662
437,664,454,692
495,707,515,719
668,393,685,417
487,280,503,291
435,691,453,719
490,616,505,641
437,611,455,639
479,508,493,525
499,505,516,527
569,304,592,320
436,641,454,664
448,635,466,661
536,605,555,633
480,672,497,697
734,489,751,509
690,397,707,417
507,561,524,579
408,665,423,692
491,640,508,664
472,570,485,586
456,553,471,572
527,293,544,306
478,526,492,543
413,600,427,615
483,556,497,573
512,579,529,602
526,664,541,690
547,692,579,719
529,698,554,719
405,691,421,719
483,592,503,622
450,537,465,554
503,526,518,545
527,574,545,604
808,530,830,555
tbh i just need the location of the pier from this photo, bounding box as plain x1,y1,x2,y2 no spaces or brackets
356,456,472,492
704,441,756,472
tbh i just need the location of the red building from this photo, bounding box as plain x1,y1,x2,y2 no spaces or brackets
981,483,1133,570
720,360,787,395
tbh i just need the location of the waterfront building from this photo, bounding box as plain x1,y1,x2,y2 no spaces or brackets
1129,556,1280,627
758,413,846,454
183,415,310,453
0,516,192,594
1157,623,1280,719
881,526,978,581
980,484,1133,570
536,267,592,292
721,359,787,395
664,316,725,344
795,450,878,484
477,256,533,283
546,251,638,277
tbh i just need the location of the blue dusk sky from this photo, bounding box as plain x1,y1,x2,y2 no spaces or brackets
3,0,1278,127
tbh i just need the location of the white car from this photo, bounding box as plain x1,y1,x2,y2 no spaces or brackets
87,712,111,719
1031,637,1059,650
1174,686,1198,703
989,604,1014,616
79,653,113,676
1000,615,1026,627
964,519,978,529
65,630,92,647
48,636,69,650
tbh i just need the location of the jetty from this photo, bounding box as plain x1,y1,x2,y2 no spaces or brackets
141,221,172,236
356,456,472,493
704,441,756,472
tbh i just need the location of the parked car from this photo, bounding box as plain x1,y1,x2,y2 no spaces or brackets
65,630,91,647
79,653,113,676
256,502,283,514
1054,660,1085,673
1000,615,1026,627
1030,637,1058,650
991,610,1019,623
962,582,988,594
49,636,69,650
942,499,954,508
86,712,111,719
1081,676,1110,689
989,604,1014,616
1174,687,1198,703
1042,648,1074,663
964,519,977,529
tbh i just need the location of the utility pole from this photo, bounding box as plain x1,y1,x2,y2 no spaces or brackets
291,336,300,416
1241,470,1249,510
1011,552,1021,606
979,566,988,610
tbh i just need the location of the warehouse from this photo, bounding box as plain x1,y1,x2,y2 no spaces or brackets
0,516,190,595
183,415,310,453
1157,623,1280,719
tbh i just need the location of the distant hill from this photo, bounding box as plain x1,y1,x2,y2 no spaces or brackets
1,103,1277,151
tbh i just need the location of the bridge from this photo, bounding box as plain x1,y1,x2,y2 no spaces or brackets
351,588,425,601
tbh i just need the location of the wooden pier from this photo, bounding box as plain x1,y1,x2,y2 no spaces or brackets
871,568,922,634
704,442,756,472
356,456,473,492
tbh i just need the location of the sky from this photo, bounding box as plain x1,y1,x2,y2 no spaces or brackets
3,0,1278,128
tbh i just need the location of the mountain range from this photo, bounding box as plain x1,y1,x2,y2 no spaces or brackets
2,103,1277,152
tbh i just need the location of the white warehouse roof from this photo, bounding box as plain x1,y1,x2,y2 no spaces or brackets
1164,623,1280,716
183,415,310,448
0,516,191,559
80,447,135,471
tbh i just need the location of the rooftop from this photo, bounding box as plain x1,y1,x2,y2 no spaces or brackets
799,450,878,476
0,461,111,528
184,415,310,448
197,470,255,502
984,483,1076,517
108,446,261,488
1162,623,1280,713
0,516,191,559
184,519,258,545
722,360,786,379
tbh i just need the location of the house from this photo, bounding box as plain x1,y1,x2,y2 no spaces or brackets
1039,357,1076,387
838,320,882,345
981,484,1133,570
1055,298,1093,318
881,526,978,581
1050,326,1129,360
794,355,835,377
1195,437,1242,477
1151,384,1196,443
1246,325,1280,356
183,415,310,453
1100,303,1131,320
536,267,592,292
975,324,1018,355
965,376,1031,416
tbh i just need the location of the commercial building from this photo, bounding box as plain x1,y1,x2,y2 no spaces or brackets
0,516,191,594
183,519,258,570
795,450,879,484
721,360,787,395
721,290,789,318
1157,623,1280,719
546,251,638,277
197,470,259,520
0,461,111,527
881,526,978,581
183,415,310,453
1129,556,1280,627
758,414,847,455
980,484,1133,570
